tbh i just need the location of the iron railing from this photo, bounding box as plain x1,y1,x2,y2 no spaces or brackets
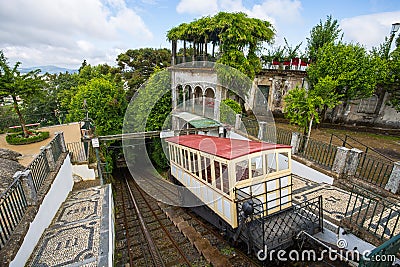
49,133,63,162
355,154,394,187
342,184,400,241
28,152,50,192
0,178,28,248
276,128,292,145
242,117,259,137
0,133,66,249
235,176,323,253
240,118,395,192
298,136,337,170
174,55,218,64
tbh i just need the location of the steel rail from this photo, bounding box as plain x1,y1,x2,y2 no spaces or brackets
126,174,193,267
123,175,165,267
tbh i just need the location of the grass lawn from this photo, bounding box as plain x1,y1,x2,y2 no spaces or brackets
275,121,400,161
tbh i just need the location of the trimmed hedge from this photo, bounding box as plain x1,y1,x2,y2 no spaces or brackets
6,131,50,145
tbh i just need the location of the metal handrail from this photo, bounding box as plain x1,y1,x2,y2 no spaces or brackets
344,134,394,162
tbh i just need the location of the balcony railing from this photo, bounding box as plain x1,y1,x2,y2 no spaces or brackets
0,132,67,249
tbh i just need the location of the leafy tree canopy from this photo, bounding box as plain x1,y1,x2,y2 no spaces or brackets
116,48,171,99
368,32,400,112
0,50,45,137
385,41,400,111
284,76,340,141
124,68,172,133
167,12,275,79
306,15,343,62
67,77,127,136
307,42,379,103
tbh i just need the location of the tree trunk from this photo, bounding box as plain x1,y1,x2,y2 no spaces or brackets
331,105,339,124
183,41,186,63
321,104,328,123
192,41,196,61
304,114,314,151
204,37,208,61
212,42,215,58
12,95,29,138
339,100,348,123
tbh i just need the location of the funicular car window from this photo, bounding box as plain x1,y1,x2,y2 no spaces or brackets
236,159,249,182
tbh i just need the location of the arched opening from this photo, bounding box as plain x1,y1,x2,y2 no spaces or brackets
176,84,184,108
194,86,203,115
184,85,192,111
204,87,215,118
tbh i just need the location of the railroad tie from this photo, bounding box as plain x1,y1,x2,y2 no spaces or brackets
158,203,233,267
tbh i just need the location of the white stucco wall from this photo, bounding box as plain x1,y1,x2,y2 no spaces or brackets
11,155,74,267
72,164,96,181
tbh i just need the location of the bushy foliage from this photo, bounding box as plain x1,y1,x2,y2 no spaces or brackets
117,48,171,99
284,77,340,137
167,12,274,79
220,98,242,125
306,15,343,62
124,68,171,133
67,77,127,136
6,131,49,145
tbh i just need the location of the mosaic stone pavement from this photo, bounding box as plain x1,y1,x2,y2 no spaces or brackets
359,201,400,239
28,185,110,267
292,175,400,238
293,176,370,224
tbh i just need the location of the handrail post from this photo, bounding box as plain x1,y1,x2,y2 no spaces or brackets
55,131,67,153
16,170,37,206
345,148,364,177
290,132,301,154
332,147,350,178
41,145,55,171
257,122,267,141
234,114,242,131
385,162,400,194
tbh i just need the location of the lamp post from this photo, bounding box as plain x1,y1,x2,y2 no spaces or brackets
80,100,95,159
385,22,400,59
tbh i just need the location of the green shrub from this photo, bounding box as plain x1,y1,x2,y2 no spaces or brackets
220,98,242,125
6,131,50,145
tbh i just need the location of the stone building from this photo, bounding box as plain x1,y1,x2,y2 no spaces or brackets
169,54,400,129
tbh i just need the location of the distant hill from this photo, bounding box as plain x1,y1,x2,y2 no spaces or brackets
19,65,78,74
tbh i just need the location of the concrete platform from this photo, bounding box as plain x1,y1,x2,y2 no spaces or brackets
27,185,114,267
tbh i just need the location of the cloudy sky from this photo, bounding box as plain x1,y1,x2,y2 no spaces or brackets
0,0,399,69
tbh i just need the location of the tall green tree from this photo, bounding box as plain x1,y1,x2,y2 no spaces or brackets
23,72,78,126
117,48,171,100
307,42,381,121
306,15,343,62
371,34,400,112
0,51,44,137
60,63,122,114
167,12,274,79
67,77,127,136
284,77,340,146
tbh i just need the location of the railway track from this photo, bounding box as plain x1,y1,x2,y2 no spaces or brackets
114,168,262,266
114,170,208,266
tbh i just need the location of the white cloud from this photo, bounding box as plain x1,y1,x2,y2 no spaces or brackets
175,0,301,22
341,11,400,49
0,0,153,68
250,0,302,23
176,0,218,15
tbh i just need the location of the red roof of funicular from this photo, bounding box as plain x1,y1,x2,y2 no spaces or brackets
166,135,291,160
